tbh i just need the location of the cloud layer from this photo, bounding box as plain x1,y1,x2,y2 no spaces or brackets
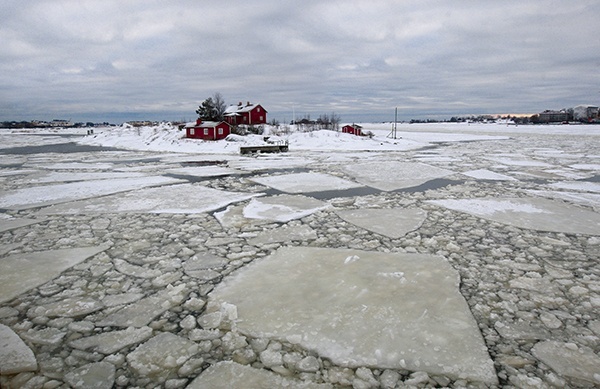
1,1,599,123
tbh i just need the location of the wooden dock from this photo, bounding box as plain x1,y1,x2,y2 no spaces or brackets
240,141,289,155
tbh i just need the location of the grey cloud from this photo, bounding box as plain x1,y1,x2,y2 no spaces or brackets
1,1,599,123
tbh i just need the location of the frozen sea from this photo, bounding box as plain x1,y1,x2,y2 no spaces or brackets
0,122,599,388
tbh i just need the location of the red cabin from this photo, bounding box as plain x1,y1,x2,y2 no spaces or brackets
342,124,363,136
185,119,231,140
224,102,267,125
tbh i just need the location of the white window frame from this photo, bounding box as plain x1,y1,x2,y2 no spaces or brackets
204,128,209,136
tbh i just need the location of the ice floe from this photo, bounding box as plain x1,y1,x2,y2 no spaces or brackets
243,195,330,223
461,169,517,181
0,323,38,375
340,161,454,191
532,341,600,386
428,197,600,235
335,208,427,239
208,246,498,385
37,184,259,215
0,176,183,210
188,361,332,388
0,217,46,233
0,245,111,304
250,172,363,194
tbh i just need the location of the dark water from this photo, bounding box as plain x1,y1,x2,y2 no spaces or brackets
0,142,122,155
579,175,600,183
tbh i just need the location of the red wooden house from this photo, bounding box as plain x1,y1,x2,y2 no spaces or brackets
342,124,363,136
224,102,267,126
185,119,231,140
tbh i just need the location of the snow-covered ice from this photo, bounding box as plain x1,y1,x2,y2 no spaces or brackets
0,245,110,304
0,324,37,375
461,169,517,181
335,208,427,239
340,161,454,191
0,176,184,210
37,184,259,215
243,194,330,222
250,172,363,194
188,361,332,388
428,197,600,235
208,246,498,385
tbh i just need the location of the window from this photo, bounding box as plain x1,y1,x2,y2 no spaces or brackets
257,107,261,112
190,128,195,136
204,128,209,135
260,116,264,121
218,128,223,135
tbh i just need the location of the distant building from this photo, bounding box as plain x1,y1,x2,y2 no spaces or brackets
49,119,72,127
538,110,571,123
342,124,363,136
185,119,231,140
573,105,599,122
224,102,267,126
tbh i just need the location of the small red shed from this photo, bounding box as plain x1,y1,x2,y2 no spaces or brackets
224,102,267,125
342,124,363,136
185,119,231,140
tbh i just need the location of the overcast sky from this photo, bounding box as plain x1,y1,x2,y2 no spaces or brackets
1,1,599,123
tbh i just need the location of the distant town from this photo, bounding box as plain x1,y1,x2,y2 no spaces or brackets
1,104,599,129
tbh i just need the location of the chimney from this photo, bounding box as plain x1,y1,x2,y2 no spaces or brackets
196,118,202,125
247,101,251,106
238,102,242,106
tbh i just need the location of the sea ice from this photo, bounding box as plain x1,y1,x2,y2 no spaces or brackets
243,195,330,223
0,323,38,375
247,224,317,245
70,326,153,354
208,247,497,385
28,171,147,183
250,172,363,194
0,217,46,233
187,361,332,389
126,332,198,378
339,161,454,191
96,284,186,327
335,208,427,239
213,204,272,229
0,176,183,210
526,190,600,211
228,156,313,171
532,341,600,386
37,184,259,215
63,361,115,389
461,169,516,181
0,244,111,304
428,197,600,235
164,165,239,177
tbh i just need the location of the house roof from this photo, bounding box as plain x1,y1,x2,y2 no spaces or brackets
196,121,230,128
224,103,267,114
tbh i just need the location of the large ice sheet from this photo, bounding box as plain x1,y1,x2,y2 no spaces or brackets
208,247,497,385
251,172,363,194
164,165,239,177
0,176,183,210
335,208,427,239
38,184,259,215
340,161,454,191
0,217,46,233
461,169,516,181
228,156,313,171
28,171,147,183
243,195,330,223
0,245,111,304
527,190,600,211
0,323,38,375
428,197,600,235
188,361,332,389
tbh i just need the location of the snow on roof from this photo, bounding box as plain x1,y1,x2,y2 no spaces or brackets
224,103,266,114
196,121,227,127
